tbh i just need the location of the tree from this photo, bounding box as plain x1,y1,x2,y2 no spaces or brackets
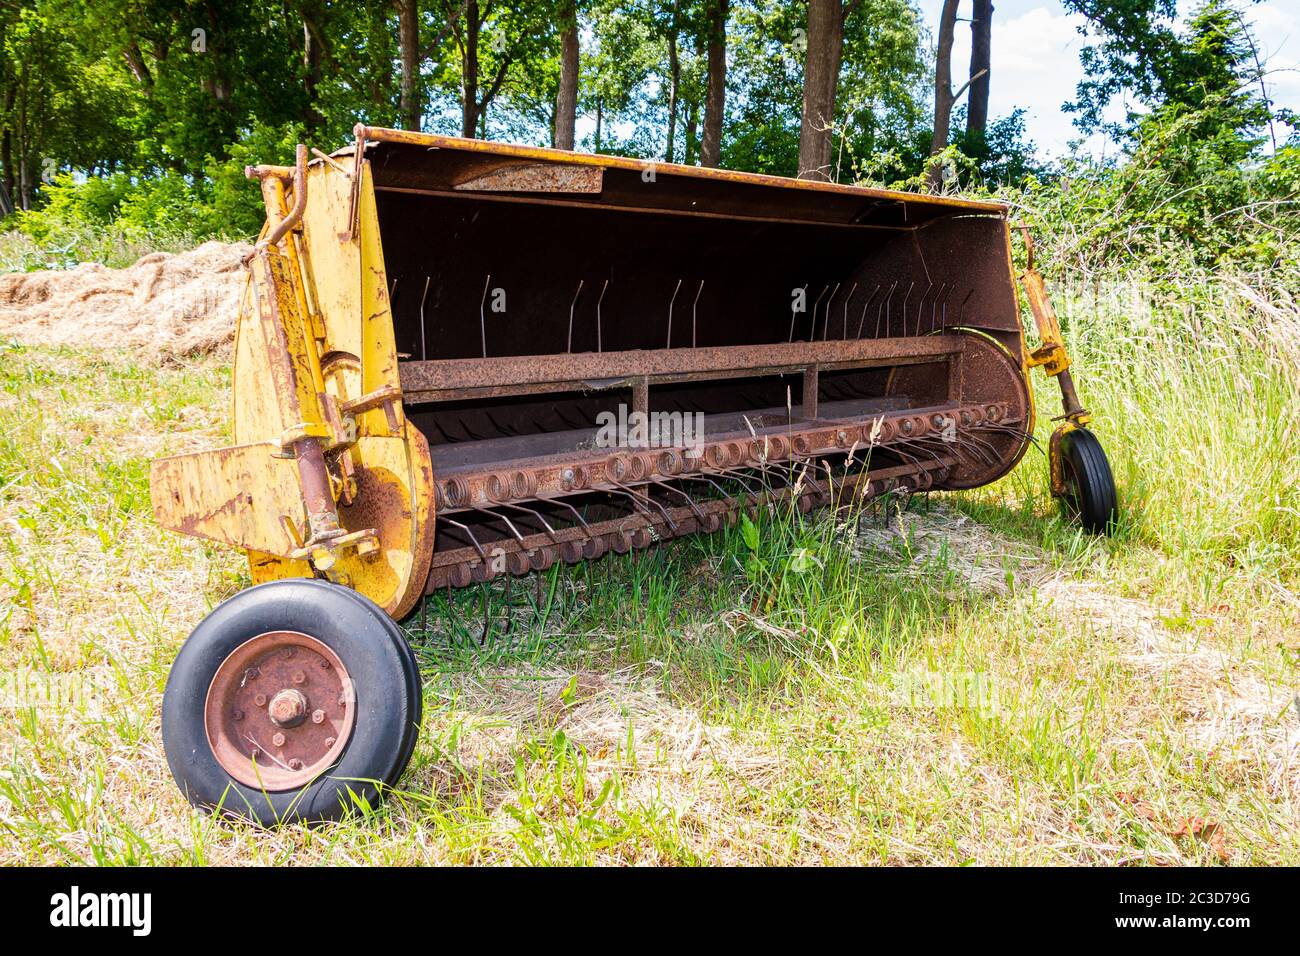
395,0,421,130
927,0,959,189
554,0,579,148
966,0,991,140
700,0,728,167
798,0,847,180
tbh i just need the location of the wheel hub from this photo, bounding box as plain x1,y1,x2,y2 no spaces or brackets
203,630,355,790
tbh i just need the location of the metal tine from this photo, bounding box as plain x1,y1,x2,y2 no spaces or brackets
912,431,993,467
596,278,609,352
667,278,683,349
807,284,829,342
839,282,858,339
898,282,915,338
716,465,765,496
957,288,974,325
649,477,708,523
610,483,679,534
855,284,882,338
874,280,898,339
941,432,999,469
544,496,600,544
419,275,431,361
820,282,841,340
789,283,808,342
479,274,491,358
953,428,1005,464
691,279,704,348
935,283,954,332
497,501,562,543
677,472,735,501
896,436,956,470
566,279,584,353
931,282,950,333
471,504,528,546
439,516,489,563
914,281,934,337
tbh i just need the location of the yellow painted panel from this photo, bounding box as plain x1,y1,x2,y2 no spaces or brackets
151,443,304,556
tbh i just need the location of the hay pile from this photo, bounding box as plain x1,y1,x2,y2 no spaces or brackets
0,241,250,359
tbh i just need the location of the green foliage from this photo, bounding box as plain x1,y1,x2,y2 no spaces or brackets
1006,2,1299,274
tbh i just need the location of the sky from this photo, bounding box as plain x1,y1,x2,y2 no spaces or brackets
913,0,1300,158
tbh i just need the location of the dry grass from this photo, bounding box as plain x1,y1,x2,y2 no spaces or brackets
0,242,247,361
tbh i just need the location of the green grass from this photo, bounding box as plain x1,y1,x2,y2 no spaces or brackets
0,264,1297,864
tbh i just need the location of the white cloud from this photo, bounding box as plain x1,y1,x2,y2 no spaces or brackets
916,0,1300,158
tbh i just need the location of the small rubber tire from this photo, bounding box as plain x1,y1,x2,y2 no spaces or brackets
1057,428,1118,534
162,578,422,826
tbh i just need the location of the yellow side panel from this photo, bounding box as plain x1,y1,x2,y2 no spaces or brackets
247,159,435,618
151,444,304,556
231,271,287,445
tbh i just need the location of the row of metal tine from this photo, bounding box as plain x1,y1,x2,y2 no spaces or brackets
434,413,1030,567
390,275,975,360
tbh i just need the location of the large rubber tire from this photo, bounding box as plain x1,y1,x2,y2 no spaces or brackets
162,578,422,826
1057,428,1118,533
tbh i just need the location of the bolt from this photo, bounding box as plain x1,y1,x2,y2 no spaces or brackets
272,732,286,747
319,658,331,670
232,709,244,722
324,737,336,747
244,667,260,682
283,647,295,658
288,758,304,770
312,709,325,724
292,671,306,685
254,693,267,707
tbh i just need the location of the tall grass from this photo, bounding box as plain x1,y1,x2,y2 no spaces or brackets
1054,262,1300,594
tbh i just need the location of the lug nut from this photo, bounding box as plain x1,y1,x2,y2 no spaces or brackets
324,737,336,747
272,732,286,747
288,758,304,770
292,670,306,685
312,709,325,724
232,709,244,722
254,693,267,707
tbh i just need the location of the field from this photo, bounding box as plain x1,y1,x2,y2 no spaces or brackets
0,270,1298,865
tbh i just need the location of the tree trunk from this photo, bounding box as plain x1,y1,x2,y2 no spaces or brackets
685,94,699,164
595,95,603,153
461,0,480,138
554,0,579,150
122,41,154,88
395,0,420,130
665,1,680,163
798,0,843,181
302,1,325,133
700,0,727,168
966,0,992,140
928,0,960,190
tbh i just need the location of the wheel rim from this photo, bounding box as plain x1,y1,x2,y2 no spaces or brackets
204,630,356,791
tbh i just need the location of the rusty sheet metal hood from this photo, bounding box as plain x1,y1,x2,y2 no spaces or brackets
352,126,1007,229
